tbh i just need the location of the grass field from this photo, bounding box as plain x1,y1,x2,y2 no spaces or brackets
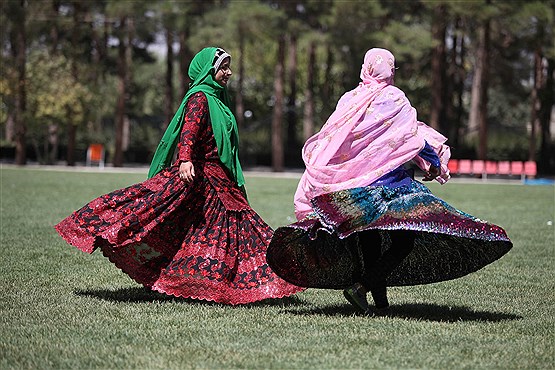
1,166,554,369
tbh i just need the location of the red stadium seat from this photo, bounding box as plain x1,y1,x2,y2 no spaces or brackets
511,161,524,180
472,160,485,179
458,159,472,175
497,161,511,176
524,161,537,178
447,159,459,174
485,161,498,176
444,159,534,181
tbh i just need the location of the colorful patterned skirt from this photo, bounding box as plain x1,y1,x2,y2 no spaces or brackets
267,180,512,289
55,161,303,305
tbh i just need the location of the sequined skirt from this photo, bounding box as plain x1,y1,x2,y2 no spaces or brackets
267,180,512,288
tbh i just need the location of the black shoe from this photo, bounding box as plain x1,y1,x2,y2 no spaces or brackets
343,283,371,314
370,285,389,310
373,306,390,316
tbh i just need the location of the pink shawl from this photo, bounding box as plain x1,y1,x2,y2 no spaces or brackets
294,48,451,219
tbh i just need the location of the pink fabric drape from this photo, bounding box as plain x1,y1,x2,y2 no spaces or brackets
294,48,451,219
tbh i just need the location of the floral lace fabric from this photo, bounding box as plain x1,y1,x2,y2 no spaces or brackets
55,93,303,304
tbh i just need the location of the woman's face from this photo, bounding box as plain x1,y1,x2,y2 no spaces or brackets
215,57,232,86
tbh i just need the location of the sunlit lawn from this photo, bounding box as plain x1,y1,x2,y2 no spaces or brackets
1,166,553,369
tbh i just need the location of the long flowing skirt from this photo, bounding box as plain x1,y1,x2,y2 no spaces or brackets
55,161,303,304
267,180,512,289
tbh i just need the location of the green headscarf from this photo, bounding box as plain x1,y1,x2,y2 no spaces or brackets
147,47,244,188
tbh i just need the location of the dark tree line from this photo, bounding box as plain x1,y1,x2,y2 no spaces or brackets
1,0,554,174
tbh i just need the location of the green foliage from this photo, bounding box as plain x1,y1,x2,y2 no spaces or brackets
327,1,387,88
26,52,92,127
1,0,553,169
187,2,289,164
1,167,554,368
0,71,13,130
128,61,165,119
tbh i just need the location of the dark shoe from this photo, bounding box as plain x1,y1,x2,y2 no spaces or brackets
373,306,391,316
370,285,389,310
343,283,371,314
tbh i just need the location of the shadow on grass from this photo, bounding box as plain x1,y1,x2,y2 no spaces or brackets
74,286,306,308
283,302,522,322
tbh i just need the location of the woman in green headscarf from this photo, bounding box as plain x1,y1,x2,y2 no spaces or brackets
55,47,303,304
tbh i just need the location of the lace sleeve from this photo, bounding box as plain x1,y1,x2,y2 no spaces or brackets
178,92,209,162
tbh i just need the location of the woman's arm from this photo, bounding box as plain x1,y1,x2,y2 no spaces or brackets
418,141,441,168
419,141,441,181
177,92,209,183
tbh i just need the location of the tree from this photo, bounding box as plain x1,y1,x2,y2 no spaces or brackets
190,1,278,128
271,34,286,172
275,1,307,163
188,1,285,167
8,0,27,165
513,1,555,171
467,1,492,160
445,13,466,150
164,25,175,127
430,3,448,133
286,30,299,159
176,1,211,99
1,0,551,174
327,1,388,90
157,0,192,125
539,58,554,173
303,40,316,141
113,15,131,167
298,0,334,140
177,22,193,99
26,52,91,164
105,0,157,166
66,0,85,166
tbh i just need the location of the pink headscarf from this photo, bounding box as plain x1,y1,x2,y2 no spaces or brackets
294,48,451,219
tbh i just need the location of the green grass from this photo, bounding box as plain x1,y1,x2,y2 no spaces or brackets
1,167,554,369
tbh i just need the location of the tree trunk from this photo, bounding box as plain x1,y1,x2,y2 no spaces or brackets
90,8,100,81
539,57,554,174
47,123,58,165
235,26,245,129
322,44,334,118
101,17,109,82
125,19,133,151
468,14,490,160
528,48,543,162
88,8,109,83
286,33,298,158
271,35,286,172
66,0,82,166
123,115,130,151
89,5,103,140
447,16,465,150
430,4,447,132
114,16,130,167
5,114,15,143
14,0,27,165
178,26,192,98
67,122,76,166
164,27,174,128
32,139,43,165
456,36,466,149
50,0,60,54
303,41,316,141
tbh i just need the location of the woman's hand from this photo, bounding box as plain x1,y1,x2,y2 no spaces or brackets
422,165,441,181
179,161,195,183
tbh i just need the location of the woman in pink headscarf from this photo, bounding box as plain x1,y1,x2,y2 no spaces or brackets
267,48,512,315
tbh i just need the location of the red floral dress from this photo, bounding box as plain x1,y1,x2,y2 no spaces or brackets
55,92,303,304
